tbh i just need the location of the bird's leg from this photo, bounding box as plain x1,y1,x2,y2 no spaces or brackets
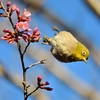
52,26,60,33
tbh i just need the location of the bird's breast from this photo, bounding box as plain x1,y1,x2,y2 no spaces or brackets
51,47,73,62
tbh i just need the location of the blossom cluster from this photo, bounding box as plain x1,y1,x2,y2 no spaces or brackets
0,1,53,93
0,1,41,43
37,76,53,91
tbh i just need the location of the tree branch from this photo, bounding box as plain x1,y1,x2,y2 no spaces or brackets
26,58,47,71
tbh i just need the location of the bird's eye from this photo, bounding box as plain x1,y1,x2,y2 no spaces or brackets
82,51,86,56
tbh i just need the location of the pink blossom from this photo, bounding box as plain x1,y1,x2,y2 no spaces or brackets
22,34,31,42
18,8,31,22
1,29,22,43
7,2,11,7
8,38,15,44
32,27,38,35
23,9,31,17
30,27,41,42
32,36,40,42
43,87,53,91
16,21,29,31
37,76,53,91
42,81,50,85
1,29,15,43
11,4,17,11
37,76,42,85
16,7,20,18
3,29,13,35
1,2,41,43
6,1,11,12
9,4,17,16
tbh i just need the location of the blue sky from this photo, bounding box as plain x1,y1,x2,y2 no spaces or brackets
0,0,100,100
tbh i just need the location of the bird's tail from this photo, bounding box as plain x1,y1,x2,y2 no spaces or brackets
42,35,51,45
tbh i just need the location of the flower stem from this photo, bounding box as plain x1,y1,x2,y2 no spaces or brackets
16,41,27,100
25,86,39,100
22,42,30,55
1,1,28,99
25,58,47,71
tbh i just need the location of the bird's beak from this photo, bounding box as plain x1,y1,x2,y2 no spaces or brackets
83,58,87,63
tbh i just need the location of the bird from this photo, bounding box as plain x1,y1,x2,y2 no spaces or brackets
42,26,90,63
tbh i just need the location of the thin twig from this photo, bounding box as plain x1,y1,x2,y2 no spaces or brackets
1,2,9,16
22,42,30,56
17,41,22,60
16,40,27,99
25,86,39,100
26,58,47,70
26,85,30,89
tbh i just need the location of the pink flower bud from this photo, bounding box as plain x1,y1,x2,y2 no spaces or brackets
0,13,7,17
43,87,53,91
42,81,50,85
6,1,11,12
1,37,7,40
11,4,17,11
7,2,11,7
22,34,28,42
8,38,15,44
16,21,29,31
33,36,40,42
33,27,38,34
10,4,17,16
37,76,42,83
18,36,21,40
16,7,20,16
23,8,31,17
3,29,13,35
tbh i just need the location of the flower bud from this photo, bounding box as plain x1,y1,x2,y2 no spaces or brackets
7,2,11,7
6,1,11,12
43,87,53,91
16,7,20,20
10,4,17,16
37,76,42,83
42,81,50,85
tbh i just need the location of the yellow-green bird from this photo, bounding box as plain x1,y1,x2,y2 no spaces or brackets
42,26,90,63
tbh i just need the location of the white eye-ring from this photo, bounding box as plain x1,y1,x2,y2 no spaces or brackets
82,51,86,56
